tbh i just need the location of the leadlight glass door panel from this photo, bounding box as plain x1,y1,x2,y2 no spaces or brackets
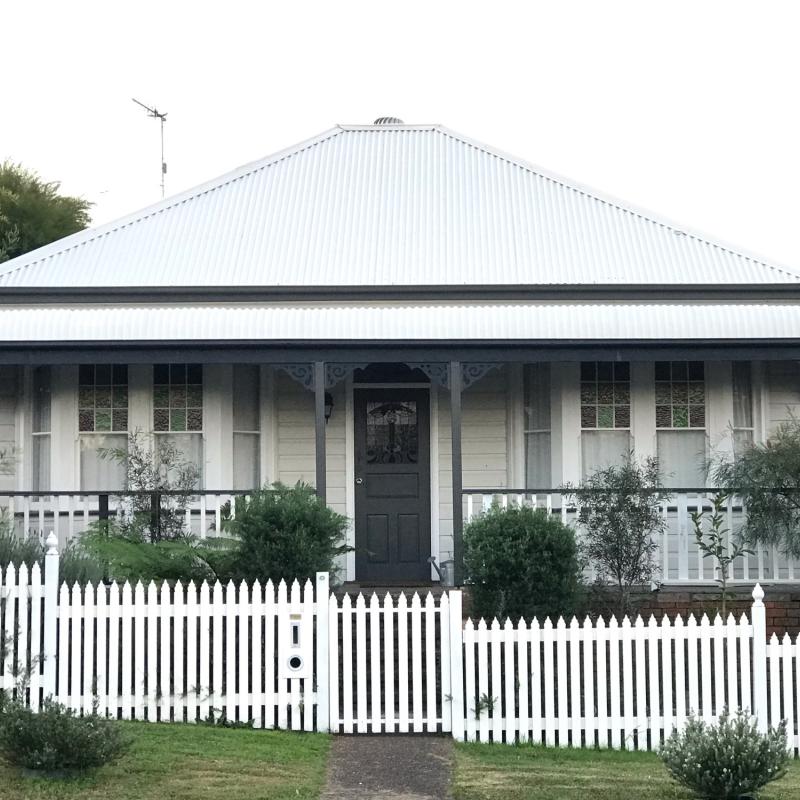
354,388,431,583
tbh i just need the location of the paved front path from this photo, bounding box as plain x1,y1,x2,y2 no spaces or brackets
320,735,454,800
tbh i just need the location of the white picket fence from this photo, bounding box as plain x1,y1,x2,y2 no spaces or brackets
1,535,799,754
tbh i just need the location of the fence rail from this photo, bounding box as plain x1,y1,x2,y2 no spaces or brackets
1,539,798,755
464,490,800,583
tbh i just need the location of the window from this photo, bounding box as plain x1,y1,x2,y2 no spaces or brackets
580,361,631,476
655,361,706,487
153,364,203,432
153,364,203,481
233,365,260,490
732,361,754,460
523,364,551,488
32,366,50,492
78,365,128,490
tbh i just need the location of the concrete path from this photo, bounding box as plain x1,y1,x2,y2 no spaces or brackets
321,735,454,800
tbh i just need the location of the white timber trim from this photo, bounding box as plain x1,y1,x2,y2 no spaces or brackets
506,363,525,488
259,366,278,485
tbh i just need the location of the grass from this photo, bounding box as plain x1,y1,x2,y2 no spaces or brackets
0,721,330,799
454,741,800,800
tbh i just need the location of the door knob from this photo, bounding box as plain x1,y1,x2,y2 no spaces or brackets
355,477,363,485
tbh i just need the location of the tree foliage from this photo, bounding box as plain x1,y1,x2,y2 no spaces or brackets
463,505,584,622
566,455,668,618
711,418,800,557
0,161,91,262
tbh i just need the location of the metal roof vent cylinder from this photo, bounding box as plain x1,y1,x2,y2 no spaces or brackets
373,116,404,125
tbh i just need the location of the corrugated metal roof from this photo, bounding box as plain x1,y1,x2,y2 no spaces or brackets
1,303,799,341
1,124,797,289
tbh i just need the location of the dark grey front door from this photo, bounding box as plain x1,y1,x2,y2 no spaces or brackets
354,388,431,583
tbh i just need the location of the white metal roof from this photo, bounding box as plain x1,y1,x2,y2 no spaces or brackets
1,303,798,341
1,123,797,289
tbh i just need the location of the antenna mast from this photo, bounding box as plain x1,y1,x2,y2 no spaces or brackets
132,98,168,199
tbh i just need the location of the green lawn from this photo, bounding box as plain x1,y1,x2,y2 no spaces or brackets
0,722,330,800
454,742,800,800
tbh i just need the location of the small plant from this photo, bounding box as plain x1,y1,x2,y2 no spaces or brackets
0,698,131,772
473,693,497,720
200,707,253,729
223,483,350,583
463,505,584,622
100,429,200,542
692,492,753,616
565,454,668,618
660,709,788,799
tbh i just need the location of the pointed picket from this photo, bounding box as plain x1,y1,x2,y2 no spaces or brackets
410,593,424,732
424,593,437,733
158,580,171,721
120,581,134,719
172,581,185,723
596,616,608,748
276,580,289,729
184,581,198,723
211,581,225,717
725,613,738,713
225,580,238,722
712,614,725,718
633,616,647,749
738,612,752,718
768,633,781,731
302,579,315,732
133,581,146,719
464,618,477,742
107,582,120,720
530,617,542,744
699,614,712,721
289,580,302,731
82,581,96,715
146,581,159,721
781,633,795,752
355,593,368,732
477,618,490,742
439,593,452,734
28,563,43,712
328,592,340,733
517,618,530,743
250,580,263,729
264,579,276,728
659,615,674,743
198,580,211,721
646,616,660,747
556,618,568,746
397,592,409,732
582,616,596,748
673,615,686,730
608,617,621,749
503,618,516,743
490,618,503,742
383,593,396,733
569,617,581,747
542,617,555,746
369,593,382,732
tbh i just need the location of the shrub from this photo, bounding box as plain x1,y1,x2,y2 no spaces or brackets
463,505,584,621
565,454,668,618
711,417,800,557
0,516,43,571
224,483,350,583
0,699,131,771
660,709,788,799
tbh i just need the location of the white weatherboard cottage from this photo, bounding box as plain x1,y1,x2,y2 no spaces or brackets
2,118,800,585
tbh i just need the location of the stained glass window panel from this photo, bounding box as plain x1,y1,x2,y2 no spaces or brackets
655,361,705,429
366,401,418,464
580,361,630,430
79,364,128,432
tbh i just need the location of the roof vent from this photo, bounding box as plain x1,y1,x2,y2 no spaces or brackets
373,116,404,125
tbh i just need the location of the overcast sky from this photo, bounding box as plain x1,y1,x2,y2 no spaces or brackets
3,1,800,270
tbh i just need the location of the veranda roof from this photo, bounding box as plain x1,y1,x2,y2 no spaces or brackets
1,123,797,291
0,302,799,343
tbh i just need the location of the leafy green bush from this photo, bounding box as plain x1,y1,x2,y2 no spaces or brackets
77,522,236,584
463,505,584,621
0,699,131,771
660,710,788,799
565,454,668,618
224,483,349,583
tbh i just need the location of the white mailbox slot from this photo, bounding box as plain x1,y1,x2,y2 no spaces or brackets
278,610,313,679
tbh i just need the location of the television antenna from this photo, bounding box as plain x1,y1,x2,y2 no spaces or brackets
132,98,168,199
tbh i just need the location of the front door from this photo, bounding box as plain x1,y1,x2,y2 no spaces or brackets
354,388,431,583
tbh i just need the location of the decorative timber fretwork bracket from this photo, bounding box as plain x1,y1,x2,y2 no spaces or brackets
277,362,500,391
406,362,501,390
275,363,368,391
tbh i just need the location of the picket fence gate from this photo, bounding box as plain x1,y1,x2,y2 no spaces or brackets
1,534,799,754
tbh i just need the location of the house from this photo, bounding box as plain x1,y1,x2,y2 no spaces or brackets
1,118,800,586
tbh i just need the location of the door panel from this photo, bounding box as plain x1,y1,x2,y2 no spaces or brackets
355,388,431,583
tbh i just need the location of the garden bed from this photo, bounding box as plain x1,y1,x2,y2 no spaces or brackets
454,742,800,800
0,721,329,800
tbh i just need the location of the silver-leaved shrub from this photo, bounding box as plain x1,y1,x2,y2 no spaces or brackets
660,709,788,799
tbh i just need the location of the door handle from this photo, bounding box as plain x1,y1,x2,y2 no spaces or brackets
355,477,363,485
